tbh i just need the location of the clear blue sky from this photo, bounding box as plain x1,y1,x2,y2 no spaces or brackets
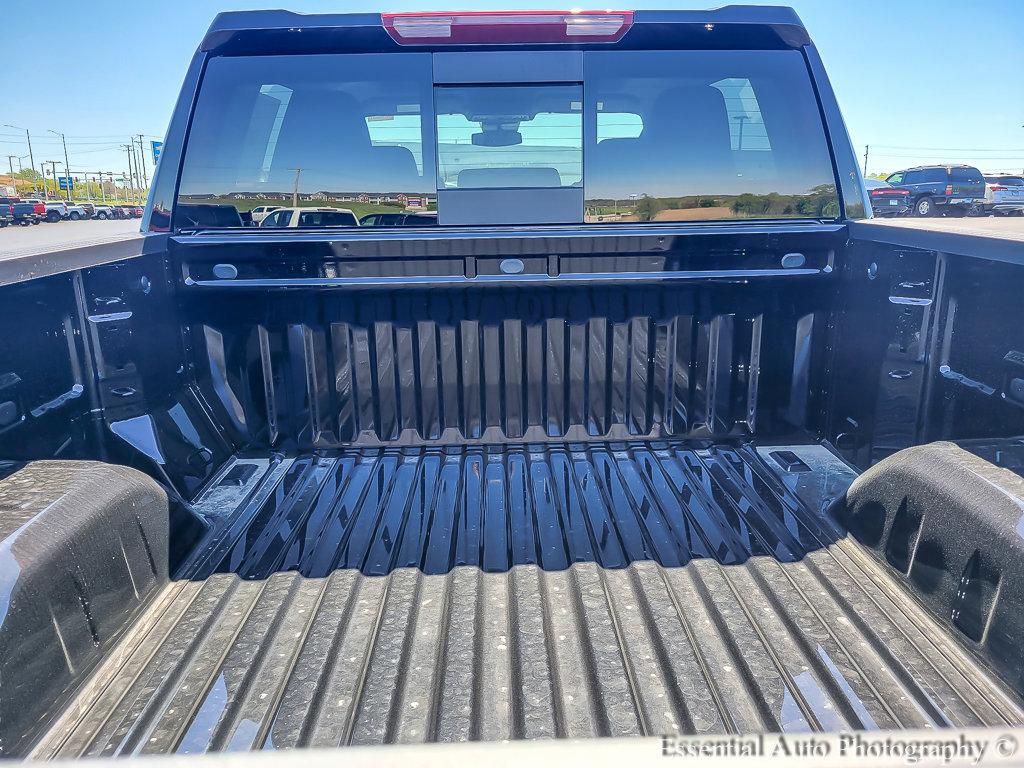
3,0,1022,179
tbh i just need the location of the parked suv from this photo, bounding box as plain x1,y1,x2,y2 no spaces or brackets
91,204,116,219
982,175,1024,215
885,165,985,217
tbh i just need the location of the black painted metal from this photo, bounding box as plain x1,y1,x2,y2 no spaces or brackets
185,283,826,451
28,442,1024,757
4,6,1024,757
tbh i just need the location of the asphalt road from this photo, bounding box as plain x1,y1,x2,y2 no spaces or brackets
866,214,1024,241
0,218,141,260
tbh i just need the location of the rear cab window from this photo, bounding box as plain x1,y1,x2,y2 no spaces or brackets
174,46,839,229
952,167,984,184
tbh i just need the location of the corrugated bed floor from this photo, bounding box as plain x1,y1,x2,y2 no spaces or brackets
33,442,1024,758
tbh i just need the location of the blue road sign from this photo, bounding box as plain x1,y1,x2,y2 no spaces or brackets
58,176,74,190
151,140,163,166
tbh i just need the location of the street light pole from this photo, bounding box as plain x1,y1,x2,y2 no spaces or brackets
732,115,749,150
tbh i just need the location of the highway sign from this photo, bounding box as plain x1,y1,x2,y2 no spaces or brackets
58,176,74,190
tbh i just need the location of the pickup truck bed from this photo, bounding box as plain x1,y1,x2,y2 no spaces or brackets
31,442,1022,757
7,6,1024,763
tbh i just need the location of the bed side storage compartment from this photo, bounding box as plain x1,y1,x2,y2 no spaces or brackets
0,461,169,756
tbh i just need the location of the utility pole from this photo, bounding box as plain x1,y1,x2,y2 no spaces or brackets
6,156,17,195
4,124,38,194
122,145,135,201
129,141,140,193
135,134,148,189
863,145,869,176
133,141,143,193
289,167,303,206
48,130,72,200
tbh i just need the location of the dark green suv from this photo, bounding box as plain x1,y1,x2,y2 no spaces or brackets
886,164,985,217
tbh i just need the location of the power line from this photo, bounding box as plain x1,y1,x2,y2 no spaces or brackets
871,152,1024,160
869,144,1024,152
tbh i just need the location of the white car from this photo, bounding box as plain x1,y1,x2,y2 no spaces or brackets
92,204,116,219
259,207,359,228
249,205,282,224
982,175,1024,215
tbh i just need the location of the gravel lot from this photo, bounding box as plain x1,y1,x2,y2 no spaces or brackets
0,218,141,260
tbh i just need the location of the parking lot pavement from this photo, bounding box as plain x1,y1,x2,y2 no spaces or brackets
867,215,1024,241
3,212,1022,264
0,218,142,261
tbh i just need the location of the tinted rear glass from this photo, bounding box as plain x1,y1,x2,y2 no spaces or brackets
951,167,984,183
177,53,437,230
176,49,839,229
584,50,838,222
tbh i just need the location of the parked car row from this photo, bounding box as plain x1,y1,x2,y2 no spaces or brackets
178,202,440,229
0,197,143,227
867,164,1024,218
254,205,439,228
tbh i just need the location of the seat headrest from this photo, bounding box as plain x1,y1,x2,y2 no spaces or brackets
456,167,562,189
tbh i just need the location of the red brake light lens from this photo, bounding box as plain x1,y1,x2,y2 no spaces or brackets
382,10,634,45
990,185,1007,192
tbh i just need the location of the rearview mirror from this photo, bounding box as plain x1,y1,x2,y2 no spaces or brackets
472,129,522,147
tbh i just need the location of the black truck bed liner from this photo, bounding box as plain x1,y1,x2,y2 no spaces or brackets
32,442,1023,757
